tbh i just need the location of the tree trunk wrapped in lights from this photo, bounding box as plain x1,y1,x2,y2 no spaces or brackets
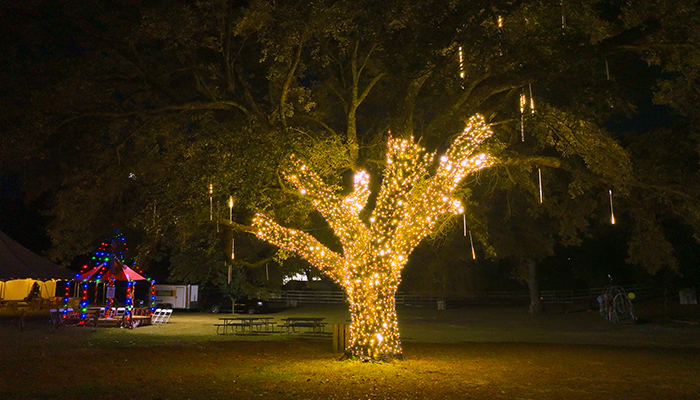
253,115,494,360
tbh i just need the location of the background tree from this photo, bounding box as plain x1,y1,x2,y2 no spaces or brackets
1,0,699,310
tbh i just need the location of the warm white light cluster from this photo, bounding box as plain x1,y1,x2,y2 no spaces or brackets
253,115,494,360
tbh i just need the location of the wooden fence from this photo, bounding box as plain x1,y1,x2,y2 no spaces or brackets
278,284,651,306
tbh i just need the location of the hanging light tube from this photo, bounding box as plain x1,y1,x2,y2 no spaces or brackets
469,231,476,260
609,190,616,224
209,183,213,221
520,93,526,141
538,168,543,204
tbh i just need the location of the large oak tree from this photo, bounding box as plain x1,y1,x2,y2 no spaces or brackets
2,0,700,354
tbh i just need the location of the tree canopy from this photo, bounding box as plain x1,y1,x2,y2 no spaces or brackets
1,0,699,293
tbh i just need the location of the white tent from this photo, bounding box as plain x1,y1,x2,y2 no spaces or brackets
0,278,60,301
0,230,74,301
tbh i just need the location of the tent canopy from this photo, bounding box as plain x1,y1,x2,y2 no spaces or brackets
0,230,74,281
79,260,147,281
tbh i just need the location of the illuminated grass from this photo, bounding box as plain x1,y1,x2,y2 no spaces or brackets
1,303,698,399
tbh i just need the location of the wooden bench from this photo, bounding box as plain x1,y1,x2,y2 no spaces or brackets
280,321,327,334
214,322,250,335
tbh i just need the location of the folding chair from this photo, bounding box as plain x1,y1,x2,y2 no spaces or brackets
151,308,163,324
49,309,63,329
160,309,173,324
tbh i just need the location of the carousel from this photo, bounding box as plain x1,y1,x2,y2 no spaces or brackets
57,233,156,328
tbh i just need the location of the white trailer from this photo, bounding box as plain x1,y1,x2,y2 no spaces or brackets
153,284,199,309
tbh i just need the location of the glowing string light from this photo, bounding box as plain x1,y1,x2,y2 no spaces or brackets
529,83,535,116
253,114,494,360
609,189,616,224
458,46,464,80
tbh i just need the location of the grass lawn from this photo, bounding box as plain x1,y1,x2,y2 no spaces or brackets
1,300,698,399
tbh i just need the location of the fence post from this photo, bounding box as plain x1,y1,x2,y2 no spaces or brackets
333,323,350,353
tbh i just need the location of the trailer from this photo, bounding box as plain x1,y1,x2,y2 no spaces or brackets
153,284,199,309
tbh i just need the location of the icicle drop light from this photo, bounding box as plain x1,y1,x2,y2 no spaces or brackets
520,93,526,142
538,168,543,204
609,190,616,224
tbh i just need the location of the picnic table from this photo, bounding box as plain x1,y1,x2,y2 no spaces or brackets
279,317,327,334
214,317,276,335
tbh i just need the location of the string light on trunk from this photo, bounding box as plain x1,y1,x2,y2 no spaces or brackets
253,115,495,360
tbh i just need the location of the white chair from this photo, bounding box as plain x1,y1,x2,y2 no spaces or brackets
160,309,173,324
151,308,163,324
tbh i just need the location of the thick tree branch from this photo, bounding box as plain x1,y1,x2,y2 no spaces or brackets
292,115,338,136
279,41,304,127
232,255,276,269
252,213,344,282
58,101,249,127
282,156,369,249
390,73,431,138
220,219,258,234
598,18,661,56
